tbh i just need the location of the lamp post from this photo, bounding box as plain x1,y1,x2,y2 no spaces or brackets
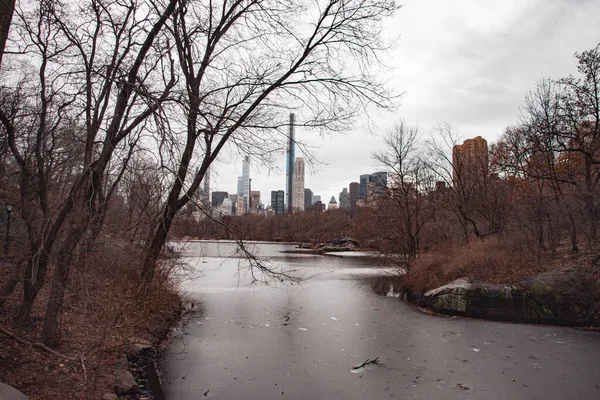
4,203,14,256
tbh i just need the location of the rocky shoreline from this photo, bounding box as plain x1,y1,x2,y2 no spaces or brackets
374,265,600,328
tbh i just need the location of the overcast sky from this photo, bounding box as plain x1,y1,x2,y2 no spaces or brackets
210,0,600,207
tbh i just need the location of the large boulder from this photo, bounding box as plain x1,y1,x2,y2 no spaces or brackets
422,268,600,326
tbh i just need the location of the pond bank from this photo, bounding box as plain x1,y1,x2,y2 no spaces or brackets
373,265,600,327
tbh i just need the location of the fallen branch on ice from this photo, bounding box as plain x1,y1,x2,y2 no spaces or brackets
352,357,379,370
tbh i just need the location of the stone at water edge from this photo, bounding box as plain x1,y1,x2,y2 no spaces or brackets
114,369,138,394
0,382,28,400
124,336,153,357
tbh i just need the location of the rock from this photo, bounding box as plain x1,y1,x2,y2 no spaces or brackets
101,393,119,400
421,270,599,326
0,382,29,400
319,238,360,252
114,369,137,394
124,337,153,357
114,353,129,370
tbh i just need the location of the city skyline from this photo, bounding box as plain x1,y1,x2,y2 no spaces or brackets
211,151,387,213
196,1,599,207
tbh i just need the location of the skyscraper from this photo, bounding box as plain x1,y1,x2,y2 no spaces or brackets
349,182,359,210
327,196,338,211
242,155,250,213
230,194,238,215
293,157,305,212
219,197,232,216
304,188,313,209
369,171,388,197
452,136,489,184
271,190,285,214
250,191,261,212
236,176,243,196
211,191,228,208
286,113,295,213
196,170,210,212
339,188,349,209
359,174,370,200
203,168,210,208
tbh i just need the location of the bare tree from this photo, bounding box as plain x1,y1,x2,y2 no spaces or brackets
0,0,179,347
372,121,437,265
140,0,400,284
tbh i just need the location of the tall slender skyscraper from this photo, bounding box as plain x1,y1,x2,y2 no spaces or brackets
203,167,210,211
286,113,295,213
293,157,305,212
242,155,250,213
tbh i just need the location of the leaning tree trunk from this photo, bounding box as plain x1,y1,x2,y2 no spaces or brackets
0,259,22,307
140,197,179,285
41,221,85,347
15,255,49,324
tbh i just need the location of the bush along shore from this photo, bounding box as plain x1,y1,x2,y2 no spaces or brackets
373,245,600,328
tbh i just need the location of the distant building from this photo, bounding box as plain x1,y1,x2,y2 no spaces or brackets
212,191,228,208
368,171,388,199
304,188,313,209
216,197,232,216
339,188,349,209
236,197,245,216
201,169,210,210
452,136,489,184
327,196,338,211
359,174,370,200
313,200,325,212
242,156,250,213
230,194,238,215
312,194,321,204
286,113,296,214
271,190,285,215
236,176,243,197
250,190,261,212
358,171,388,202
349,182,359,210
293,157,305,212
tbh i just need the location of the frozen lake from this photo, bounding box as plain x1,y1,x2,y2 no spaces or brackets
163,241,600,399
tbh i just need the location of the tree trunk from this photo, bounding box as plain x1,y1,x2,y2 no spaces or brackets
0,0,16,66
140,200,178,285
0,259,22,307
15,256,48,324
41,228,81,348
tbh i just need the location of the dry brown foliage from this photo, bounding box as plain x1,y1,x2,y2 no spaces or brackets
406,235,556,293
0,238,183,399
